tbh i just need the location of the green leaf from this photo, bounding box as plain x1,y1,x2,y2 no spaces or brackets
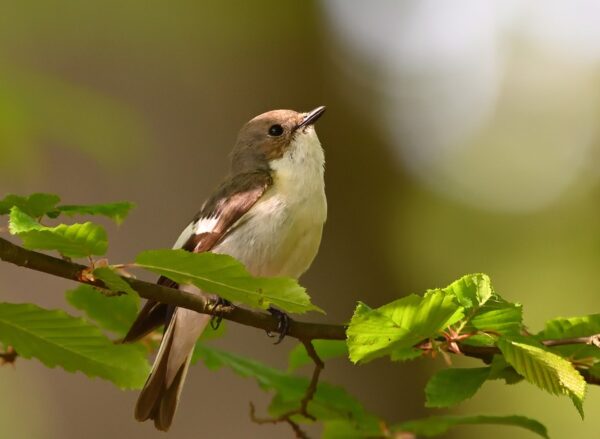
0,302,149,389
497,336,586,417
92,267,139,297
65,285,139,337
389,347,424,362
135,249,322,314
9,207,108,258
346,290,464,363
470,295,522,333
193,344,376,425
0,193,60,217
443,273,492,309
50,201,135,225
288,340,348,371
395,414,548,438
462,295,523,347
425,367,490,408
536,314,600,361
537,314,600,339
322,419,383,439
488,355,523,384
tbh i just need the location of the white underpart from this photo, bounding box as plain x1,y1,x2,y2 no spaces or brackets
215,126,327,278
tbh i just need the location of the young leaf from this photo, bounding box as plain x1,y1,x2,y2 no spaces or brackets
462,295,523,346
0,302,149,389
470,297,522,334
443,273,492,309
536,314,600,361
0,193,60,217
538,314,600,339
497,336,586,417
65,285,139,337
135,249,322,314
50,201,135,225
288,340,348,371
92,266,139,297
9,207,108,258
425,367,490,408
346,290,464,363
395,414,548,438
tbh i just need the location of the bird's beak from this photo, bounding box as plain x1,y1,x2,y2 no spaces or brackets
298,106,326,129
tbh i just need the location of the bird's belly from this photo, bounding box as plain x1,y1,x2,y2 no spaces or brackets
214,194,326,279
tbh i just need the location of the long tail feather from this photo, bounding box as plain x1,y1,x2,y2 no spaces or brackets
135,305,210,431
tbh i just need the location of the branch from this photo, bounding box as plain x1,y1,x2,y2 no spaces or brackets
0,236,598,386
0,237,345,341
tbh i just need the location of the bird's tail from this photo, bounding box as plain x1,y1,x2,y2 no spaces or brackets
134,305,210,431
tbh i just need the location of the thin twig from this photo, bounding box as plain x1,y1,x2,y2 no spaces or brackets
249,339,324,438
250,403,310,439
543,334,600,348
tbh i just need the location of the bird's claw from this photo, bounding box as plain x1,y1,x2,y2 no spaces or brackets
266,307,290,345
210,297,232,330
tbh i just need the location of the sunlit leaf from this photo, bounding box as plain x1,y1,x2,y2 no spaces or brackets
443,273,492,309
9,207,107,258
0,193,60,217
425,367,490,408
498,336,586,418
346,290,464,363
462,294,523,346
135,249,322,314
65,284,139,337
395,414,548,438
0,302,149,389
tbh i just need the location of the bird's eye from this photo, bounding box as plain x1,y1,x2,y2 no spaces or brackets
268,124,284,136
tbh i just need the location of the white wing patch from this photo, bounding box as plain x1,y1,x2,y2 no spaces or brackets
194,216,219,234
172,216,220,249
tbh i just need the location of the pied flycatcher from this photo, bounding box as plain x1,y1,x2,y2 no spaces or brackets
123,106,327,431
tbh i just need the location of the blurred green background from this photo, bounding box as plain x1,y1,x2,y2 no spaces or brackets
1,1,599,438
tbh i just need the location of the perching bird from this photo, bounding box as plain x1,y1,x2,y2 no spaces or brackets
123,106,327,431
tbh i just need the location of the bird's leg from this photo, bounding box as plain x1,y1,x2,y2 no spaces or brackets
210,297,232,330
267,306,290,345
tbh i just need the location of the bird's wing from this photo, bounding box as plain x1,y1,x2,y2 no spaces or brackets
122,171,273,342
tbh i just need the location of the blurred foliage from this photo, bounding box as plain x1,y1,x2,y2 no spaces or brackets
0,67,149,174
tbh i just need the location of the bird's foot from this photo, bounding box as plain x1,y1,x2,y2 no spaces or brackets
266,306,290,345
210,297,232,330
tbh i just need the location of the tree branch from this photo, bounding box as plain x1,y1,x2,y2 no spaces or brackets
0,237,345,341
1,236,599,386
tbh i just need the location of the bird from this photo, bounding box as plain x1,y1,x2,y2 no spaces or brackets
123,106,328,431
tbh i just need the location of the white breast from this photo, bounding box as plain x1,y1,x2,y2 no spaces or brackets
215,127,327,278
